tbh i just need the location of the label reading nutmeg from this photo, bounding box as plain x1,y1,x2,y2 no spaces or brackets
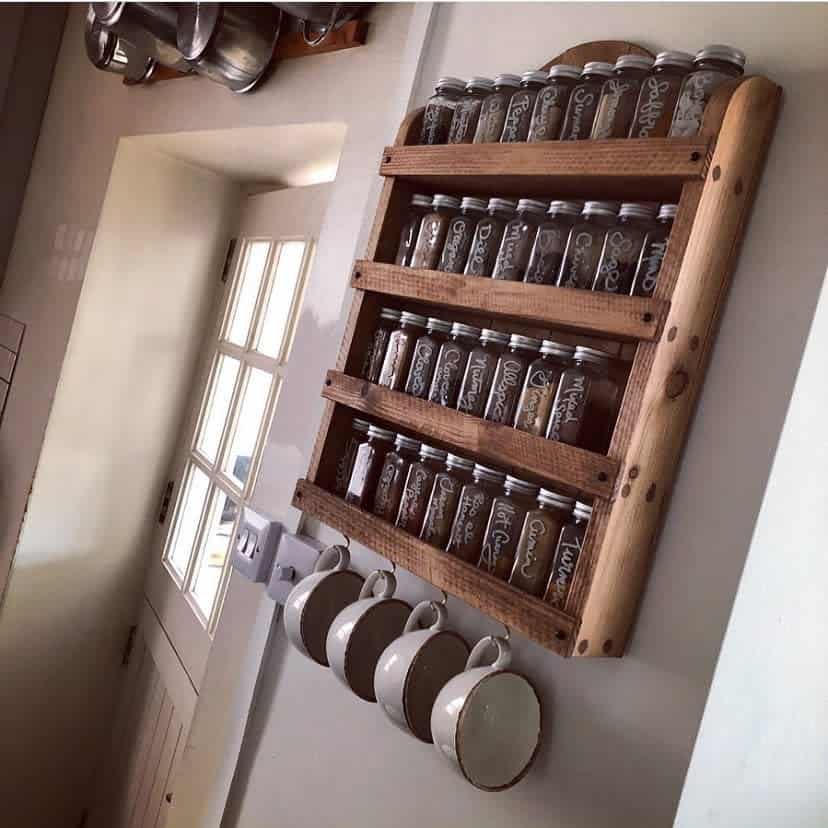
457,350,498,416
547,369,590,444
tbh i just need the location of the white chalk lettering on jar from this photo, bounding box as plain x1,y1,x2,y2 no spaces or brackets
568,87,596,138
480,501,518,572
489,358,523,420
443,219,471,269
399,468,430,526
433,346,463,397
408,341,436,397
599,230,635,292
520,518,548,578
641,239,668,293
460,491,487,546
636,78,672,136
593,79,633,139
562,231,594,287
548,534,583,606
502,93,533,140
462,356,488,406
424,477,455,534
548,374,588,439
374,462,397,511
496,226,522,272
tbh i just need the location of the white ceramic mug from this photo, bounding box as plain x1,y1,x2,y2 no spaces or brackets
326,569,411,702
430,635,542,791
283,545,363,666
374,600,469,742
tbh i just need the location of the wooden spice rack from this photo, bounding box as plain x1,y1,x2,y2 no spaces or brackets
293,41,781,657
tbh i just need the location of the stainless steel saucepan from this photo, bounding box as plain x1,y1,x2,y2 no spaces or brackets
84,4,155,83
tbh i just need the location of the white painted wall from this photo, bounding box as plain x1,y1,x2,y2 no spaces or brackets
223,5,828,828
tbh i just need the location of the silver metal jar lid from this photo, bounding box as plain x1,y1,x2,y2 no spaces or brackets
573,500,593,521
574,345,611,365
516,198,549,215
432,194,461,211
480,328,511,346
504,475,540,498
653,50,694,70
547,64,582,80
583,200,620,218
400,311,428,328
509,333,542,353
446,453,474,471
581,61,615,78
473,463,506,485
411,193,433,208
436,76,466,92
619,202,658,220
451,321,482,340
395,434,421,453
548,200,584,217
367,425,395,442
614,54,655,72
420,444,448,462
538,488,576,511
460,196,488,213
494,73,522,88
540,340,576,359
658,203,678,220
695,45,746,69
521,70,548,86
426,317,452,334
466,76,495,92
488,197,518,214
352,417,371,434
380,307,402,322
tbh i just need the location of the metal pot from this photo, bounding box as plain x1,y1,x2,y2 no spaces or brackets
275,3,370,47
84,5,156,83
92,2,192,72
177,3,282,93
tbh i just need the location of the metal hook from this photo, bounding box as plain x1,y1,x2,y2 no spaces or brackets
339,532,350,548
499,622,511,642
435,589,448,606
385,558,396,574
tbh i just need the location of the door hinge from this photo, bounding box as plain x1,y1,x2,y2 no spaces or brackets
221,238,237,283
158,479,175,524
122,624,138,666
77,808,89,828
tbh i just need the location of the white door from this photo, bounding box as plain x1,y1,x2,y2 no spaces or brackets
145,228,313,688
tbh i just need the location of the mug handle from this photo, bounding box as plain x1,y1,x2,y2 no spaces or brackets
359,569,396,600
466,635,511,671
313,544,350,573
403,600,446,634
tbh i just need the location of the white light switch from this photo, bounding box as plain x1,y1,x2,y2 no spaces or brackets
231,508,282,583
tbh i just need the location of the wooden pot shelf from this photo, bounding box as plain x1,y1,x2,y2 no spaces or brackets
294,40,781,658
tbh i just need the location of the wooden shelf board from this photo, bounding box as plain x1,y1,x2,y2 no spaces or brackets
352,260,668,342
379,138,711,201
321,371,618,498
293,480,577,655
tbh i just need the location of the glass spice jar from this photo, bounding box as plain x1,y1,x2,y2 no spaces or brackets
420,76,466,145
447,77,495,144
557,201,619,290
345,424,396,510
478,476,539,580
590,54,654,139
523,200,583,285
628,51,694,138
378,311,428,391
669,45,746,137
473,73,521,143
456,328,511,417
372,434,422,521
592,202,657,294
333,417,370,495
527,64,582,142
631,203,676,297
446,464,505,562
438,196,488,274
410,195,461,270
394,194,435,267
420,453,475,548
484,334,541,426
544,500,592,608
559,61,614,140
491,198,548,281
361,307,401,383
404,317,452,399
509,489,575,596
500,71,548,143
395,445,448,534
428,322,481,408
463,198,518,277
513,340,575,436
546,346,615,448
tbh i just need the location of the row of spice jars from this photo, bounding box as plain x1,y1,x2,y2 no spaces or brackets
363,312,620,454
396,194,675,298
419,44,746,146
338,420,591,606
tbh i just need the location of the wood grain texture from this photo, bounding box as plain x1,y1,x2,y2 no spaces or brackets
293,480,577,654
352,260,668,341
321,370,618,498
542,40,655,70
571,77,782,657
379,138,709,201
275,20,369,59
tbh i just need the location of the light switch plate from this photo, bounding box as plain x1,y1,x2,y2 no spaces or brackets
266,532,325,604
231,507,282,583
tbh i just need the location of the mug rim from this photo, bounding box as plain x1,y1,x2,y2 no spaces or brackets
454,668,543,792
298,569,363,666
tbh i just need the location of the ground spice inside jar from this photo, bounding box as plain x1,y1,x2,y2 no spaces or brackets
527,64,581,142
491,198,548,282
457,328,511,417
559,62,614,140
428,322,481,408
473,73,521,143
557,201,619,290
631,203,676,297
420,77,465,145
446,464,505,562
378,311,427,391
590,54,654,139
500,71,548,143
395,445,448,535
372,434,421,521
410,195,461,270
361,308,401,384
544,500,592,608
404,317,452,399
438,197,488,274
420,453,474,548
463,198,517,277
448,77,494,144
628,51,694,138
345,425,396,511
592,202,656,294
484,334,540,426
513,340,575,436
523,200,583,285
333,417,371,495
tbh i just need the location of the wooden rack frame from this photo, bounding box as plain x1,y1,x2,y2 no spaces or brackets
293,41,781,657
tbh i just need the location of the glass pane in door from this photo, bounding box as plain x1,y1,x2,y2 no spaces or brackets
195,354,240,463
256,241,307,360
165,464,210,579
222,368,274,489
226,241,270,346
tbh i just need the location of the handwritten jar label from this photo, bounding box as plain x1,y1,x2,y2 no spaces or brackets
396,464,436,533
334,436,360,495
405,339,438,398
670,70,730,137
547,370,590,444
633,233,669,296
528,85,569,142
429,343,467,407
630,76,679,138
447,486,491,562
509,515,558,596
594,229,641,293
544,525,585,608
464,218,504,277
560,229,603,290
480,498,522,578
561,84,599,140
474,94,508,143
514,365,559,435
501,91,535,142
525,225,567,284
485,357,526,424
420,474,462,547
457,351,496,416
591,78,636,139
440,217,475,273
373,457,402,519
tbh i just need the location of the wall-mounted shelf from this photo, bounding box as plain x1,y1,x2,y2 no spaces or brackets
294,40,781,658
